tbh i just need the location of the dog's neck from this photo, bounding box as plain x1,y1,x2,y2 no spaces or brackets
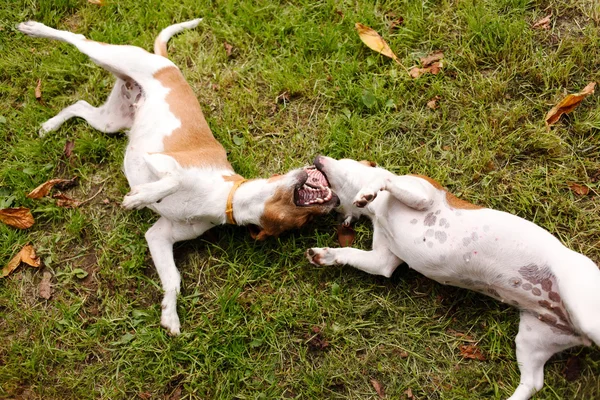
226,179,271,227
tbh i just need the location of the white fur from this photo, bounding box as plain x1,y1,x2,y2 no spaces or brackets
19,20,334,335
307,156,600,400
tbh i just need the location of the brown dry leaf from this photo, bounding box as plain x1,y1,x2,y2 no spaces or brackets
53,193,82,208
370,379,385,398
223,41,233,57
389,16,404,31
420,51,444,67
545,82,596,129
405,388,414,399
355,23,401,64
35,79,42,101
39,270,53,299
2,244,41,278
567,182,590,196
427,95,441,109
409,61,443,78
459,344,486,361
532,13,552,30
337,224,356,247
27,178,73,199
0,207,35,229
87,0,105,4
563,355,582,382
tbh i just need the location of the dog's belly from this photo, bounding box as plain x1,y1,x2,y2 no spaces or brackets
381,204,577,335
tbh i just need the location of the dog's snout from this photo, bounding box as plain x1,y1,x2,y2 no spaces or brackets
313,155,326,170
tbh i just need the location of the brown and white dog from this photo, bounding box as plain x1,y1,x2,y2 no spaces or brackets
18,20,337,335
306,156,600,400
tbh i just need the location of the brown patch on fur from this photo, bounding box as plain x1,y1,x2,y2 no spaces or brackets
538,300,574,334
359,160,377,167
154,67,234,170
267,174,284,183
519,264,554,285
410,174,482,210
154,39,167,58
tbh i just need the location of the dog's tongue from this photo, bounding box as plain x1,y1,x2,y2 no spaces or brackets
305,167,328,188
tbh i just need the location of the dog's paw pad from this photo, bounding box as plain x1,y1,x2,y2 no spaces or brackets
353,190,377,208
306,247,336,266
161,312,181,336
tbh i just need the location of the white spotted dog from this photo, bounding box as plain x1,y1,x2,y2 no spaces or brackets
18,20,338,335
306,155,600,400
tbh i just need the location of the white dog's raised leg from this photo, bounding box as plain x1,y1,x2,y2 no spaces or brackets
354,175,436,211
145,217,212,335
306,228,402,278
507,312,585,400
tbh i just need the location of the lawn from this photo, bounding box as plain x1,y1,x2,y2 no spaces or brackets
1,0,599,399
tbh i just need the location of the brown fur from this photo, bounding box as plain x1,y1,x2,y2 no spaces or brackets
410,174,483,210
154,39,167,58
154,66,233,170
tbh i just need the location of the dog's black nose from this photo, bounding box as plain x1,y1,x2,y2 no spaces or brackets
313,155,325,170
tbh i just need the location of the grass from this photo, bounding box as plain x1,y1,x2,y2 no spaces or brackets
1,0,599,398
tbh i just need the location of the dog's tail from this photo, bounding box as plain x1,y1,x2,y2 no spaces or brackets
154,18,203,58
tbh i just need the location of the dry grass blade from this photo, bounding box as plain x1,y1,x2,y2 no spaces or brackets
39,270,53,299
545,82,596,129
35,79,42,100
2,244,41,278
27,178,73,199
0,207,35,229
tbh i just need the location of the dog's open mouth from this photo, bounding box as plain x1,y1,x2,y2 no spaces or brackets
295,166,334,206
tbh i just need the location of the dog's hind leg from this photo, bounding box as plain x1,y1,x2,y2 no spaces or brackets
507,311,585,400
145,217,212,335
40,79,138,136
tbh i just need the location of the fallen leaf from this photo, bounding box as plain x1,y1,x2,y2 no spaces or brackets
420,51,444,67
409,61,442,78
563,355,582,382
276,91,290,104
63,140,75,159
39,270,53,299
427,95,441,109
370,379,385,398
53,193,82,208
405,388,414,399
223,41,233,57
35,79,42,101
27,178,73,199
2,244,41,278
54,176,78,191
355,23,401,64
567,182,589,196
545,82,596,129
532,13,552,30
0,207,35,229
337,224,356,247
87,0,105,4
459,344,486,361
137,393,152,400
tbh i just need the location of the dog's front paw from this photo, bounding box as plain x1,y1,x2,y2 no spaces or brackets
39,117,61,137
353,188,379,208
306,247,337,266
122,189,152,210
160,308,181,336
17,21,45,36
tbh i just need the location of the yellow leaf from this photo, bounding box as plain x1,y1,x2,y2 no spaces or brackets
0,207,35,229
2,244,41,278
35,78,42,100
88,0,105,4
545,82,595,128
355,23,400,64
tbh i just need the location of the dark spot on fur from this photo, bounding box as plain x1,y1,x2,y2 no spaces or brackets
519,264,553,285
439,218,447,227
424,212,437,226
462,237,471,246
522,283,532,291
539,313,558,325
471,232,478,241
487,287,501,299
426,229,435,237
541,278,553,292
435,210,441,215
549,291,561,302
434,231,447,243
532,287,542,296
427,241,434,248
410,218,418,224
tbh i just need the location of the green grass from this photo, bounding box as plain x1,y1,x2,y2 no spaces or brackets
1,0,600,398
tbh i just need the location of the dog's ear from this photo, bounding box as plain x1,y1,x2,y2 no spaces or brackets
359,160,377,167
248,224,270,241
